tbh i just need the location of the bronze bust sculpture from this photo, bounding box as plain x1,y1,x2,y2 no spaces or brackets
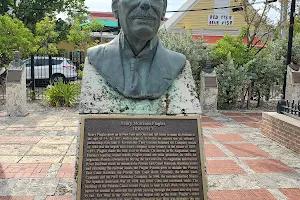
88,0,186,99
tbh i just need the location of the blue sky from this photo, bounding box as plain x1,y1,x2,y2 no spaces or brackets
85,0,280,23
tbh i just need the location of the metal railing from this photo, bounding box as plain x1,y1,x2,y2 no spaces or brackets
0,51,84,100
26,51,84,99
277,99,300,118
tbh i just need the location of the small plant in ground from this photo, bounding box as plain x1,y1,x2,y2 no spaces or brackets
43,79,81,107
28,90,41,101
77,69,83,79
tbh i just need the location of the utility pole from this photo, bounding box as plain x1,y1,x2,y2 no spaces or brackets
280,0,288,39
283,0,296,99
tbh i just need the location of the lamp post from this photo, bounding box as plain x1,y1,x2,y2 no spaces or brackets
283,0,296,99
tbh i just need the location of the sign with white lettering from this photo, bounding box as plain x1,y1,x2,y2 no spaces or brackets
77,116,207,200
208,14,233,26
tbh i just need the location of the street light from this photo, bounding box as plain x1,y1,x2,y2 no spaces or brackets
283,0,296,99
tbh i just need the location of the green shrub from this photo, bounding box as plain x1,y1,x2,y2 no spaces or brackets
77,69,83,79
43,79,81,107
159,29,212,97
216,54,248,109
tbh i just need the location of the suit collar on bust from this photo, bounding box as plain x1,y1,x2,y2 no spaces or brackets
89,33,178,100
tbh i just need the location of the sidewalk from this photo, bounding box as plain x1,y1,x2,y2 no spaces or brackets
0,109,299,200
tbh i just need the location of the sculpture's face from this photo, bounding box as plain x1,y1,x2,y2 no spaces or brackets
113,0,167,41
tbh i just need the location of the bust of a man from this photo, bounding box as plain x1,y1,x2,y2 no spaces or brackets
88,0,186,100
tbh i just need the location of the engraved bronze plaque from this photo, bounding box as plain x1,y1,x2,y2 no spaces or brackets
204,77,217,88
6,70,22,83
292,72,300,84
77,116,207,200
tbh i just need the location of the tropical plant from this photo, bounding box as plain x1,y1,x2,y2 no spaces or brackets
158,29,212,96
43,79,81,107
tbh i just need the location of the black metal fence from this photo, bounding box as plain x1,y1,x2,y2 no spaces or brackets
26,51,84,99
277,99,300,118
0,51,84,101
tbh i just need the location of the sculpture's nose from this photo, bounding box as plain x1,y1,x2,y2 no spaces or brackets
140,0,151,10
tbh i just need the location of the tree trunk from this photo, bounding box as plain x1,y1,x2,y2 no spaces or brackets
256,90,261,108
247,82,252,109
240,86,248,108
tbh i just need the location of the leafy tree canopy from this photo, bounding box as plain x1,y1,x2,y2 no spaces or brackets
212,34,255,66
0,0,11,15
32,16,59,55
68,19,104,52
9,0,88,29
0,14,33,68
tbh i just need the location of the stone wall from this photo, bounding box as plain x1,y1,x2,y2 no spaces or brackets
262,112,300,154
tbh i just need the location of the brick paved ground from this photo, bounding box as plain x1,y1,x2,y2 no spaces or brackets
0,109,299,200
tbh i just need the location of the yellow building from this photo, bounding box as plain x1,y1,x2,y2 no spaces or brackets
162,0,249,44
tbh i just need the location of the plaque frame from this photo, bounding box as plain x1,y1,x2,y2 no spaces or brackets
77,115,207,200
204,77,218,88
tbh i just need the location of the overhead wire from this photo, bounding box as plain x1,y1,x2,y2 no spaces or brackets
13,0,278,13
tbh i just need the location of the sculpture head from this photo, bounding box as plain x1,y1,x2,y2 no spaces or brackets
112,0,167,41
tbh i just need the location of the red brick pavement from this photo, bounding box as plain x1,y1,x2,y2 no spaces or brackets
209,189,276,200
203,136,210,143
244,113,263,117
205,144,227,157
223,112,245,117
230,117,259,123
224,144,270,157
280,189,300,200
0,112,297,200
202,117,218,123
211,134,246,143
202,123,226,128
242,122,261,128
0,163,50,178
206,160,246,174
244,159,295,173
0,136,42,144
56,163,75,178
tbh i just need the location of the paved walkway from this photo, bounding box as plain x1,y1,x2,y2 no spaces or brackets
0,109,299,200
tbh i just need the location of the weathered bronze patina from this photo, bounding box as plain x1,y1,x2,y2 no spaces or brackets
88,0,186,100
77,116,207,199
292,72,300,83
204,77,218,88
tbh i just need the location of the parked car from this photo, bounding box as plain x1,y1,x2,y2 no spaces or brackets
0,67,7,86
23,56,77,84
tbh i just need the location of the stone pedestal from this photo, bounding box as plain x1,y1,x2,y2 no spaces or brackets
79,58,201,115
6,63,28,117
200,70,218,110
73,58,203,199
285,65,300,102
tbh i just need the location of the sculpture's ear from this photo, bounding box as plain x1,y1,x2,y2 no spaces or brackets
112,0,119,19
162,0,167,20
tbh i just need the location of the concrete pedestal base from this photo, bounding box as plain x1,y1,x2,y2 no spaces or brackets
200,71,218,111
6,67,28,117
286,66,300,102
